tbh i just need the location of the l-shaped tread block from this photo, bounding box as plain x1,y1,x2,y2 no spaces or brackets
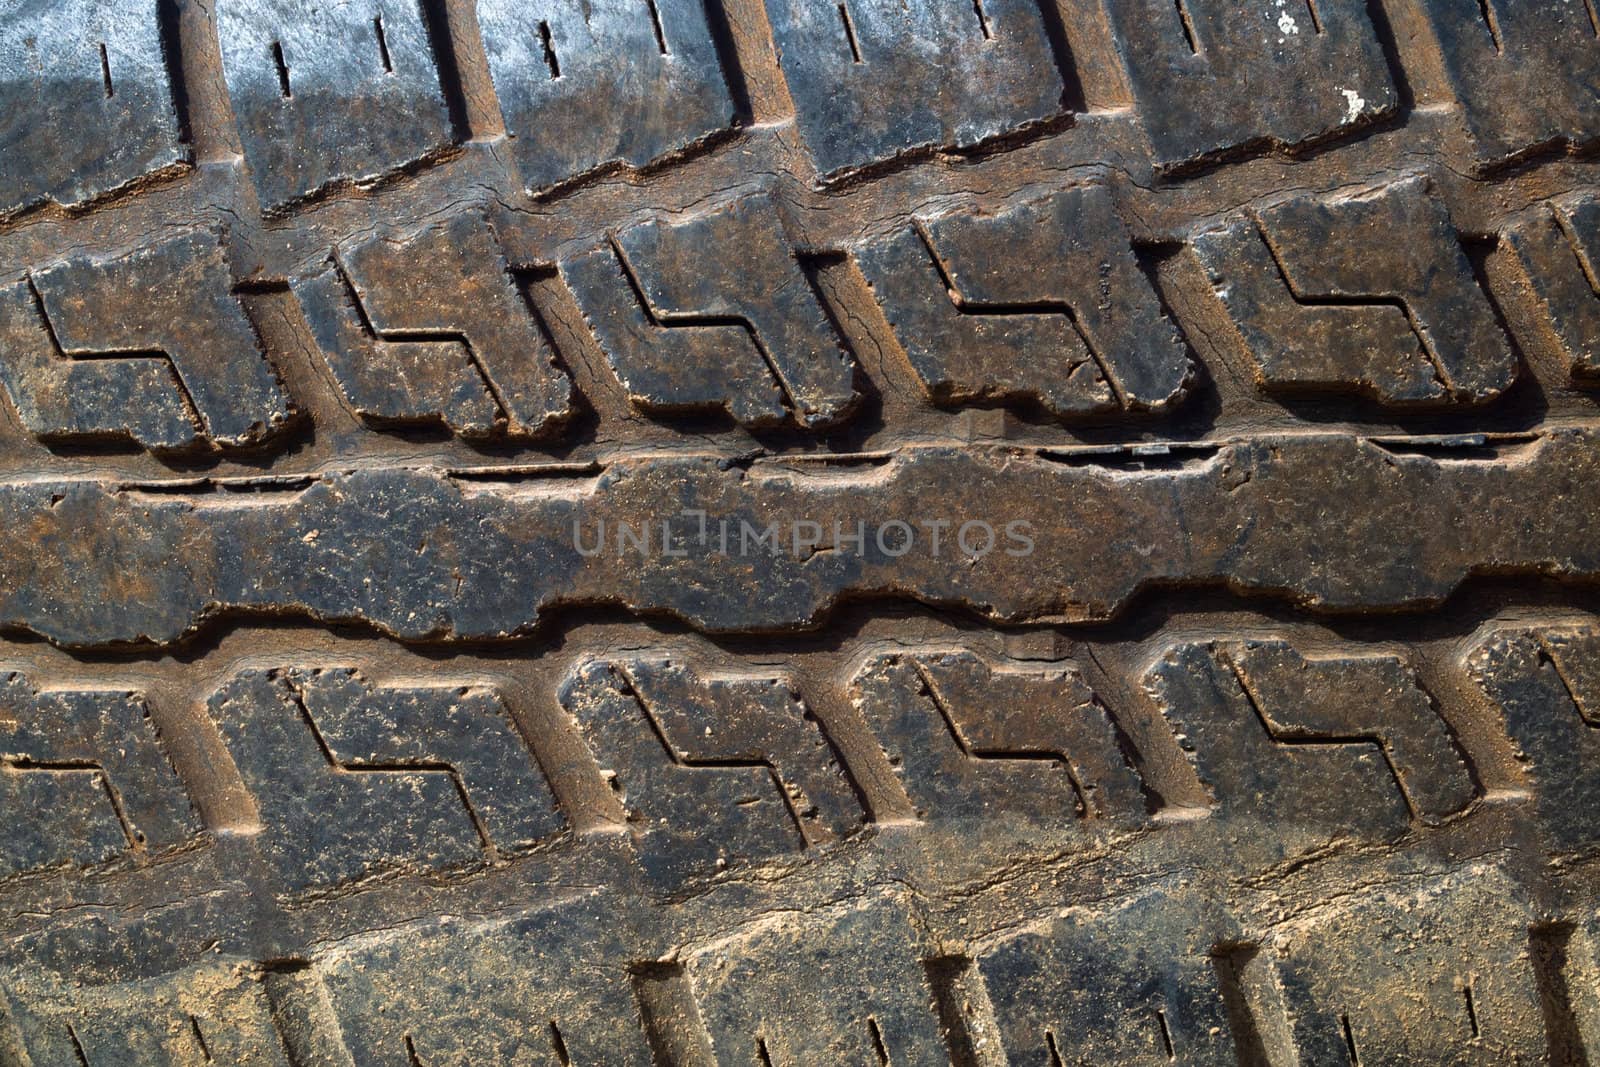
209,667,563,893
564,193,856,428
1468,622,1600,852
849,648,1146,824
0,231,292,451
1143,639,1475,858
559,656,862,887
1192,176,1516,404
295,211,575,438
856,185,1190,417
1505,192,1600,385
0,673,200,880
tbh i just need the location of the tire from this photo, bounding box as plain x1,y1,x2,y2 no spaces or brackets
1,0,1599,1063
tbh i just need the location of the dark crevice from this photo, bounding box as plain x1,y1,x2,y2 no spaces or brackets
548,1021,572,1066
837,3,863,63
1304,0,1323,33
1477,0,1504,53
971,0,993,40
924,957,985,1067
189,1015,213,1061
538,20,561,79
270,41,292,98
98,42,114,97
118,474,316,498
867,1017,891,1065
66,1023,91,1067
1040,442,1221,471
644,0,670,53
1155,1009,1176,1059
417,0,472,141
1032,0,1087,112
1367,432,1539,461
155,0,193,145
1212,944,1273,1067
1174,0,1200,53
447,461,602,485
1341,1013,1361,1065
698,0,754,125
1364,0,1416,113
374,15,394,73
1531,924,1591,1066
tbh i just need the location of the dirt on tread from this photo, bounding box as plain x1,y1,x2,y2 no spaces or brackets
1,0,1600,1064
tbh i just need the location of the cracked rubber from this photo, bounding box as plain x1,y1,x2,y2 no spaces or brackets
2,0,1600,1063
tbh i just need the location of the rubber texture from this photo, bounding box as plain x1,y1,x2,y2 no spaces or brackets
1,0,1600,1064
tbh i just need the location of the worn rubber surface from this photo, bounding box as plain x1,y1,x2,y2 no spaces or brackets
2,0,1600,1063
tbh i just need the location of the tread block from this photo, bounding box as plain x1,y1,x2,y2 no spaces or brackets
765,0,1065,178
1468,623,1600,852
855,186,1190,416
559,657,861,887
2,958,289,1066
295,211,575,437
0,673,199,879
215,0,455,210
0,0,188,217
1143,640,1475,856
11,431,1600,646
1260,865,1545,1063
1505,194,1600,384
684,896,949,1064
476,0,736,195
3,230,292,449
1192,176,1515,404
848,649,1145,823
311,894,654,1066
1104,0,1396,167
976,883,1241,1067
208,667,562,892
0,276,197,451
563,193,856,428
1417,0,1600,167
